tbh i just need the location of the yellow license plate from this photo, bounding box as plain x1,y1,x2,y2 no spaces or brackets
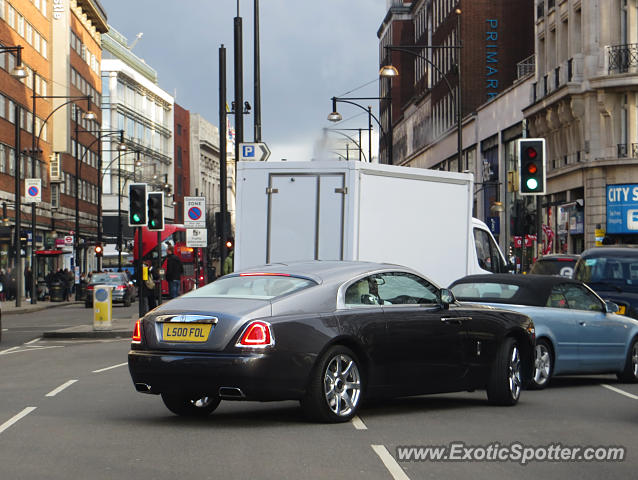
162,323,212,342
618,305,627,315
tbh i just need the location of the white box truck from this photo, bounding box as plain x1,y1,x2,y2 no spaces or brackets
235,161,508,287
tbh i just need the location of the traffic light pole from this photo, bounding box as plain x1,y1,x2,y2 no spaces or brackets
157,230,162,306
138,226,144,318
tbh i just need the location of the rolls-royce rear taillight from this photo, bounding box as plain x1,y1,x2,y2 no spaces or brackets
132,320,142,343
237,321,274,347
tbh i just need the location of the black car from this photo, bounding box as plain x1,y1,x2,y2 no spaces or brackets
574,246,638,319
128,261,535,422
85,272,135,307
529,254,580,277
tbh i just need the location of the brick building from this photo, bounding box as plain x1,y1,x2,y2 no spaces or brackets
173,103,190,223
0,0,107,287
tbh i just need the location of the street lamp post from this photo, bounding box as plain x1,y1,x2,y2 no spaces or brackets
1,44,28,307
323,128,368,162
328,97,388,163
379,9,463,171
328,97,386,163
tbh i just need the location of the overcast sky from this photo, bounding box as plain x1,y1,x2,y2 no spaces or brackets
103,0,387,162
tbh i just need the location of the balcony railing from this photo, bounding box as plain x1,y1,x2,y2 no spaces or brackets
618,144,629,158
517,54,535,79
633,144,638,158
608,44,638,73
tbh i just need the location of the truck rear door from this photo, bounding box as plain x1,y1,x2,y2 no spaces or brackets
267,173,346,263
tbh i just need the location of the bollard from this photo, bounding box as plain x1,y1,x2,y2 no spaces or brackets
93,285,113,331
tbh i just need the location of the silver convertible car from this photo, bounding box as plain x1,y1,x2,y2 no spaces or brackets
128,261,535,422
450,274,638,389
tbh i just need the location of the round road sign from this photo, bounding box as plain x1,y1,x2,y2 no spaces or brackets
188,207,202,221
28,186,39,197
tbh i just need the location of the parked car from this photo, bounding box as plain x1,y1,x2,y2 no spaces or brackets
450,274,638,389
574,246,638,319
128,261,535,422
85,272,135,308
529,254,580,277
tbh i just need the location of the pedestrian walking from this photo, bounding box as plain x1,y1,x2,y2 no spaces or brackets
142,260,160,311
165,245,183,299
24,266,33,300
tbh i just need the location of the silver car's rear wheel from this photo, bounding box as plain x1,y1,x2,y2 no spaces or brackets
530,339,553,390
301,345,363,422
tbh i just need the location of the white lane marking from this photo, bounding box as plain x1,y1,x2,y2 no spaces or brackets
602,383,638,400
0,407,37,435
0,346,20,355
0,346,63,355
45,379,78,397
25,338,40,345
351,415,368,430
371,445,410,480
92,362,128,373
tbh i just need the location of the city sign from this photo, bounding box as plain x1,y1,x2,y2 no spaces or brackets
606,183,638,234
240,142,271,162
184,196,206,228
186,228,207,248
25,179,42,203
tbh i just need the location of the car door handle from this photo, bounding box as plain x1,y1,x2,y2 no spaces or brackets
579,321,586,326
441,317,470,323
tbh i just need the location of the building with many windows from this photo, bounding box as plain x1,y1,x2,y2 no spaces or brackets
523,0,638,252
0,0,107,286
100,26,174,254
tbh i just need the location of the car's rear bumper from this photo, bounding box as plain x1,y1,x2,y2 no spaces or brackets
128,349,314,401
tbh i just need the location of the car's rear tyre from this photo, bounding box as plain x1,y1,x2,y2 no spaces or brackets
486,337,522,406
301,345,363,423
161,393,221,417
617,337,638,383
529,338,553,390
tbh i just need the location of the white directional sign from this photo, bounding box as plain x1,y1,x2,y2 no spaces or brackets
186,228,208,248
184,196,206,228
240,142,271,162
25,179,42,203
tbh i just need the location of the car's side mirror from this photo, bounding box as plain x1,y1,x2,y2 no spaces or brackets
605,301,620,314
439,289,456,309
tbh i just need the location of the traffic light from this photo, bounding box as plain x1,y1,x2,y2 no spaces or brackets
128,183,147,226
147,192,164,231
518,138,546,195
225,237,234,251
94,244,103,257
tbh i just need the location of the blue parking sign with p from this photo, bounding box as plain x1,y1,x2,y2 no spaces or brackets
242,145,255,158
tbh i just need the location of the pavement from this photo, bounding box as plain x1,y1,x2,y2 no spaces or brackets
1,298,138,340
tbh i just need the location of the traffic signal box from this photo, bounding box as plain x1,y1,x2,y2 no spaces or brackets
147,192,165,231
128,183,148,227
518,138,546,195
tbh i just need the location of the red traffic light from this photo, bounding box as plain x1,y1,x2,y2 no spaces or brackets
526,147,537,159
94,245,103,255
526,163,538,174
225,240,233,249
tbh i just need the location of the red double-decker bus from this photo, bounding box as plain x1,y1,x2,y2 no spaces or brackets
133,225,206,296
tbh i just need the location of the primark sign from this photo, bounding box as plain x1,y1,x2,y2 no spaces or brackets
607,184,638,234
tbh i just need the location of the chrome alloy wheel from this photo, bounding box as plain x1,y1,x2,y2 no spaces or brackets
631,343,638,378
508,346,522,400
323,354,361,417
533,344,551,386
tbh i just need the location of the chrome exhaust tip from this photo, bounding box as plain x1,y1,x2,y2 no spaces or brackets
135,383,153,393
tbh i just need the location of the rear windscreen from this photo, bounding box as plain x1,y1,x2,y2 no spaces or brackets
182,274,317,300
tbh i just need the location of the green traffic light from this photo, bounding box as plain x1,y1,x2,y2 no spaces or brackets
526,178,538,190
150,220,156,227
132,213,141,222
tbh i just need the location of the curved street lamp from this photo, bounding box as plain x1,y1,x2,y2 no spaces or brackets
323,128,368,162
380,8,462,171
328,97,388,162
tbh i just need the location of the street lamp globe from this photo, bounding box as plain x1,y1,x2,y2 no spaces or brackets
379,65,400,78
83,110,97,121
327,111,342,122
117,142,127,151
11,65,27,79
